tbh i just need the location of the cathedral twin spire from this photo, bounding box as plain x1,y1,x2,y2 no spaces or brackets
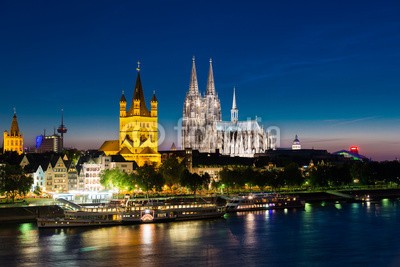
206,59,216,95
189,56,200,95
182,57,272,155
186,57,240,123
188,57,217,97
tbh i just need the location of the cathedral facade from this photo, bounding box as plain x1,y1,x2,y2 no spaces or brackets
3,111,24,154
100,65,161,166
182,58,276,157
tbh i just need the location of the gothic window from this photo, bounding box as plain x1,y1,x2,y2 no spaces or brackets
195,129,203,143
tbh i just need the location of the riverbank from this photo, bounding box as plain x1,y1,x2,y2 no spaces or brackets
0,205,64,224
1,188,400,224
289,188,400,202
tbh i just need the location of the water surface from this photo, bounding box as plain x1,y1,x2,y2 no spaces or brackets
1,200,400,266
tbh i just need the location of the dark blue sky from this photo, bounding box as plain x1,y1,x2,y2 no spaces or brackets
1,0,399,160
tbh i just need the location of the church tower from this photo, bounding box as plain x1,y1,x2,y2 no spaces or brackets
231,87,238,123
204,58,221,123
119,90,127,117
203,58,221,152
182,57,205,150
3,110,24,154
150,91,158,117
100,62,161,166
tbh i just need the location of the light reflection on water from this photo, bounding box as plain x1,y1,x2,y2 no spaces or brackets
0,200,400,266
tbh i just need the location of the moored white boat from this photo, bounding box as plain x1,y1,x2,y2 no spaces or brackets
37,206,124,228
226,193,305,212
122,200,225,224
37,198,225,228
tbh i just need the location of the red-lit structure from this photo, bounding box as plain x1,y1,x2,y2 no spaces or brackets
349,146,359,155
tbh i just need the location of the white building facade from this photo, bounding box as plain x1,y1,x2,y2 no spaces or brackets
182,58,276,157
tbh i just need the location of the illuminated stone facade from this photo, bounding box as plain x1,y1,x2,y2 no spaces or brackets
182,58,276,157
292,135,301,150
3,112,24,154
100,67,161,166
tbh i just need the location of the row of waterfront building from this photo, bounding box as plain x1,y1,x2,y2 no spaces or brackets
1,144,360,194
16,151,135,193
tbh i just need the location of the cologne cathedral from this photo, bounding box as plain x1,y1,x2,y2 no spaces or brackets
182,58,276,157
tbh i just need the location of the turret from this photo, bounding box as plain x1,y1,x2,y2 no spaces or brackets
120,90,127,117
231,87,238,123
150,91,158,117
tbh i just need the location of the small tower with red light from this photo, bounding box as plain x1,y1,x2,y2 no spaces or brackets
349,146,359,154
57,109,67,151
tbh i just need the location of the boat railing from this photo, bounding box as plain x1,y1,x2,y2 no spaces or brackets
55,198,82,211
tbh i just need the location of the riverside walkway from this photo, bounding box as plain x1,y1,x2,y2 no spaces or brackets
326,190,354,199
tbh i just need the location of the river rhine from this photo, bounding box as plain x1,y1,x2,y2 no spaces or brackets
1,200,400,266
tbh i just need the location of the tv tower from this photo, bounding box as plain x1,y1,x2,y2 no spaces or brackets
57,109,67,151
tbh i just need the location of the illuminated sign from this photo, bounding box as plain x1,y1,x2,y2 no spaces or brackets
36,135,43,149
349,146,359,154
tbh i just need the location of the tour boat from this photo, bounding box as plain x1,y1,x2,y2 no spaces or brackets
37,198,225,228
122,199,225,224
37,206,124,228
225,193,305,212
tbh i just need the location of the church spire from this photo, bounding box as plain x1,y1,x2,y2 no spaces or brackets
231,87,238,123
130,61,149,116
188,56,199,95
206,58,216,95
232,87,237,109
120,90,126,102
10,111,20,136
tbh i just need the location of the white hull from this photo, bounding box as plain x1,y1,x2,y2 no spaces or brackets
226,194,305,212
37,218,122,228
37,200,225,228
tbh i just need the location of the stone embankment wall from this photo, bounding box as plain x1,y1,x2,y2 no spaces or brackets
0,206,64,223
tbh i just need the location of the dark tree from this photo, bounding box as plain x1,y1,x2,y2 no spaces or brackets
0,164,33,203
250,169,267,190
100,168,133,191
351,162,377,185
309,165,330,188
135,164,165,195
159,157,185,189
180,169,210,197
330,164,352,186
282,162,303,187
269,170,285,190
219,167,234,190
380,161,400,184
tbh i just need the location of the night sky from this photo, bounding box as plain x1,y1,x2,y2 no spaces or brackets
1,0,399,160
